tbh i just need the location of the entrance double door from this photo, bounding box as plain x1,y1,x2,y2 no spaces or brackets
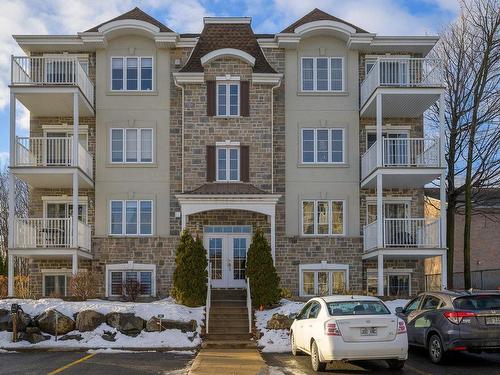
204,234,250,288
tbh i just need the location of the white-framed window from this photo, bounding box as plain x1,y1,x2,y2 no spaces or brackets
301,128,345,164
301,57,344,92
110,200,153,236
366,200,411,224
216,82,240,116
299,263,349,297
302,200,346,236
216,146,239,182
111,57,153,91
365,57,377,77
43,273,69,297
367,269,412,296
106,263,156,297
110,128,153,163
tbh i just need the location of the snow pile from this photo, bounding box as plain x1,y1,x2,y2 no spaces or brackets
255,298,409,353
0,298,204,350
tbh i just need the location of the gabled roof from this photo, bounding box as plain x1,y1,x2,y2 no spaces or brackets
84,7,173,33
281,8,368,34
179,21,276,74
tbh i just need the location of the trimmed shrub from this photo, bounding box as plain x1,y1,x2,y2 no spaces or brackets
14,275,32,299
123,279,141,302
0,276,7,298
69,271,98,301
246,228,280,308
172,230,208,307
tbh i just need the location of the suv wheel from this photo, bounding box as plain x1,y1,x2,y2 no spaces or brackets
310,340,327,372
428,334,446,364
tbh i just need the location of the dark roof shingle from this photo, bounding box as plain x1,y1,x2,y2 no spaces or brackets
179,22,276,73
184,183,268,195
281,8,368,34
84,7,173,33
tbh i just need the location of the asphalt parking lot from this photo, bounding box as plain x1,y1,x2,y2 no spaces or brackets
264,347,500,374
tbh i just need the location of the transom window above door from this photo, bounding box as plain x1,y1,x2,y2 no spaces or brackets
110,128,153,163
301,57,344,92
302,128,345,164
217,146,239,181
111,57,153,91
217,82,239,116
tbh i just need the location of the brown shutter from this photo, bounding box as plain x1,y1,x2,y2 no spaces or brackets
240,81,250,117
206,145,216,182
240,145,249,182
206,80,216,116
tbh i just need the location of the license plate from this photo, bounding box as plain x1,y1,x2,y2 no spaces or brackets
486,316,500,325
360,327,377,336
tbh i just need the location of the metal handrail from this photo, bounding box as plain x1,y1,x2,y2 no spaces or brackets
246,277,252,334
206,261,212,334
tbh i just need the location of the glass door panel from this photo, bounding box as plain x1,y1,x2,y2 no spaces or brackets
209,237,223,282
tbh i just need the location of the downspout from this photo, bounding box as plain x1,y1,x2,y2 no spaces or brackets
174,79,185,193
270,80,281,193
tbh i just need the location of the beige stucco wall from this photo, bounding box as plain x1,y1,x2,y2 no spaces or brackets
94,35,171,236
285,35,360,236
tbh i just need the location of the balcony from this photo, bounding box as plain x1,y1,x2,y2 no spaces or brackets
361,138,443,188
10,56,94,116
363,218,444,258
11,217,91,257
360,57,444,117
12,136,93,188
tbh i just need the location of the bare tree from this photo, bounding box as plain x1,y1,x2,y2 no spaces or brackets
427,0,500,288
0,164,30,274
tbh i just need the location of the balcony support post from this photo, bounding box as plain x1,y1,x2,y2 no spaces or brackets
377,253,384,296
441,251,447,290
376,93,382,167
7,254,14,297
72,92,79,167
8,92,16,250
72,171,78,248
376,174,383,248
72,253,78,276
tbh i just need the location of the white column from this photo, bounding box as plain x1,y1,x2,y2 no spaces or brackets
376,94,383,167
377,174,383,248
8,92,16,249
377,253,384,296
270,213,276,264
72,253,78,275
439,93,446,249
181,212,187,230
441,251,447,290
72,171,79,248
7,254,14,297
72,92,79,167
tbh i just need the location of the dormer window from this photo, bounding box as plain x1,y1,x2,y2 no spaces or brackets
301,57,344,92
217,81,240,117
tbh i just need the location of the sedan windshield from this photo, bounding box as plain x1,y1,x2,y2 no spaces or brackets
327,301,390,316
453,295,500,310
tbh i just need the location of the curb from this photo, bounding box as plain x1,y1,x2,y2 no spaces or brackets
0,346,199,353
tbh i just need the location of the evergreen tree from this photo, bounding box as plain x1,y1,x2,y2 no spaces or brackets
171,230,208,307
246,228,280,308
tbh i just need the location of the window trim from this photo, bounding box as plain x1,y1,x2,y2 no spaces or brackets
216,81,240,117
110,128,154,164
42,270,71,297
300,57,345,92
301,128,345,164
299,263,349,297
365,198,412,225
109,199,154,236
366,268,412,296
301,200,346,236
216,146,240,182
105,263,156,297
110,56,154,92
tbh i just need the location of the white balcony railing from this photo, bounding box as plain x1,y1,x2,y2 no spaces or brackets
14,217,91,251
363,218,440,251
361,57,443,106
361,138,440,180
11,56,94,106
15,136,93,178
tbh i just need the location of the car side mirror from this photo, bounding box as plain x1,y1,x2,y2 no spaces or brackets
395,307,404,314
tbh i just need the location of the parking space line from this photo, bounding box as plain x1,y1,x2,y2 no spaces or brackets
46,353,96,375
405,363,432,375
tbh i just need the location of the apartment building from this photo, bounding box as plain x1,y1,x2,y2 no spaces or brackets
6,8,447,299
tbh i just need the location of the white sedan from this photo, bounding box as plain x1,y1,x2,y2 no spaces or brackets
290,295,408,371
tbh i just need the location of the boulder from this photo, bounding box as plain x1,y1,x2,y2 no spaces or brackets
105,312,144,336
0,308,32,332
0,309,12,331
101,330,117,342
36,309,75,335
76,310,105,332
145,317,197,332
18,331,50,344
59,334,83,341
266,313,294,330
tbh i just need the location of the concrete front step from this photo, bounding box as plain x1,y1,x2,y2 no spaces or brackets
211,289,247,301
210,306,248,315
211,300,247,307
201,340,257,349
209,319,249,329
209,326,250,335
206,333,252,341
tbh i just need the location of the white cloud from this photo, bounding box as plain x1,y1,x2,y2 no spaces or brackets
16,103,30,134
0,152,9,167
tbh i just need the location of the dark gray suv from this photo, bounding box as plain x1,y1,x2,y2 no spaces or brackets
396,290,500,363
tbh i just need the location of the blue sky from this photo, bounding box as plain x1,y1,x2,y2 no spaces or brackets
0,0,460,165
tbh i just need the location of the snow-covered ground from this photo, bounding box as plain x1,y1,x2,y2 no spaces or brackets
255,298,409,353
0,298,204,350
